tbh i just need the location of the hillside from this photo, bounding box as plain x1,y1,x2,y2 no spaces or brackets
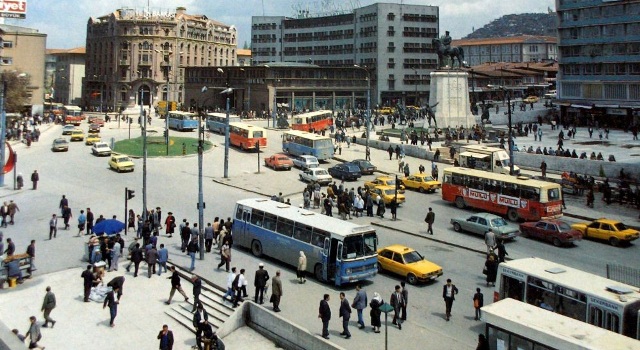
464,13,557,39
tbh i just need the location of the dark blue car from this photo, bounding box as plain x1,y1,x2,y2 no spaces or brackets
328,162,362,181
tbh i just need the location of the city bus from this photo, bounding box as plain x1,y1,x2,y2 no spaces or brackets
229,122,267,151
482,298,640,350
168,111,198,131
206,112,241,134
232,198,378,286
62,105,84,125
441,167,563,221
494,257,640,339
291,110,333,132
282,130,335,161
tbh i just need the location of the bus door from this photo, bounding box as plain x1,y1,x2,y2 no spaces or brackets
497,274,524,302
335,241,343,287
588,305,621,334
326,238,339,283
234,206,252,243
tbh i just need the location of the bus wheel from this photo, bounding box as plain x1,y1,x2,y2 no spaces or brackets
506,209,519,222
314,264,325,282
251,240,263,257
455,197,466,209
407,273,418,285
609,237,620,247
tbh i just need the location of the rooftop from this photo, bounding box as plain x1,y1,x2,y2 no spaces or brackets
453,35,557,46
46,47,86,55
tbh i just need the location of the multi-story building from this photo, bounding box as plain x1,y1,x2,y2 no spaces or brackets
237,48,251,66
556,0,640,127
452,36,558,66
47,48,86,106
251,3,439,107
85,6,237,112
0,24,47,115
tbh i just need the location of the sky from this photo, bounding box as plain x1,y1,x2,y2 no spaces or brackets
9,0,556,49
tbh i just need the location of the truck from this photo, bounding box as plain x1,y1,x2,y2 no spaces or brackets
62,105,85,126
458,144,520,175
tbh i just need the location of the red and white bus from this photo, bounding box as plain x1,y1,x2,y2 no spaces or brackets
229,122,267,151
291,110,333,132
441,167,563,221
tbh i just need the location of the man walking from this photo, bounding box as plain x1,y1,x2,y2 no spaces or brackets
271,270,282,312
221,267,237,303
146,244,158,278
157,324,174,350
26,240,36,274
191,275,202,313
540,160,547,178
424,207,435,235
442,278,459,321
187,237,199,271
48,214,58,240
61,205,72,230
86,208,94,235
126,243,143,277
24,316,43,349
318,294,331,339
165,266,189,305
352,285,367,329
232,269,246,308
77,209,86,236
109,238,121,272
217,241,230,272
192,303,208,350
339,292,352,339
400,281,409,320
157,244,168,275
484,228,496,256
390,285,404,329
204,223,214,253
254,263,270,304
81,265,94,302
41,286,56,328
103,286,119,327
30,170,39,190
473,288,484,321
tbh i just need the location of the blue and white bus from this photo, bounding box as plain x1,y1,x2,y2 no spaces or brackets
282,130,334,161
232,198,378,286
168,111,198,131
206,112,241,134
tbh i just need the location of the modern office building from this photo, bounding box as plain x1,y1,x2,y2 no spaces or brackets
0,24,47,115
452,36,557,66
47,47,86,106
251,3,439,107
556,0,640,127
85,6,237,112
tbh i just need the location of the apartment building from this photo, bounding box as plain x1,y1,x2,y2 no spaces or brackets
452,36,558,66
47,47,86,106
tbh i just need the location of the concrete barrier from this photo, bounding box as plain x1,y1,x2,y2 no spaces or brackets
0,318,29,350
513,153,640,180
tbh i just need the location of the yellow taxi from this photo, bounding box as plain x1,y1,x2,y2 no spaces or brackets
377,107,394,115
377,244,443,284
368,185,405,205
85,133,101,145
109,154,135,173
571,218,639,247
69,129,85,142
365,176,405,193
401,173,442,193
523,96,539,104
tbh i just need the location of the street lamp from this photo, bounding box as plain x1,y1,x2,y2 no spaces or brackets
139,89,149,222
354,65,371,157
493,85,515,176
196,86,210,260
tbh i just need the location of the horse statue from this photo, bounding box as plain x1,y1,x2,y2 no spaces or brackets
432,38,465,69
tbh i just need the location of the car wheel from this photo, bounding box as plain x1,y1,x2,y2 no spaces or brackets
377,262,384,274
251,240,263,257
453,222,462,232
116,167,121,173
520,229,528,238
506,208,519,222
407,273,418,285
455,196,466,209
314,264,325,282
609,237,620,247
552,238,561,247
418,186,425,193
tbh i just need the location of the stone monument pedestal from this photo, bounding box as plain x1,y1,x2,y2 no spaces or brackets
429,71,475,129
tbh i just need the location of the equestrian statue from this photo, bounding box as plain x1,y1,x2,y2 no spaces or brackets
432,31,465,69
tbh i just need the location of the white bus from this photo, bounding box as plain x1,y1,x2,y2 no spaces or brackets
232,198,378,286
206,112,241,134
482,298,640,350
495,257,640,339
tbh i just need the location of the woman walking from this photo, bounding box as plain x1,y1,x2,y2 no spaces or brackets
369,292,383,333
297,251,307,283
128,209,135,232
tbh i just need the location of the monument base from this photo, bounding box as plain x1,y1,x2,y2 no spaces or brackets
429,70,475,129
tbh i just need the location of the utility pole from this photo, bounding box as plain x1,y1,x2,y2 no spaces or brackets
140,90,148,221
0,80,6,187
197,112,205,260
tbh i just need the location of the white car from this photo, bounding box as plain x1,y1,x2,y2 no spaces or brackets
299,167,333,186
91,142,112,156
291,155,319,169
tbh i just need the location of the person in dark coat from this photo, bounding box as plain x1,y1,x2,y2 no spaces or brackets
103,286,119,327
485,255,498,287
369,292,383,333
473,288,484,321
157,324,174,350
30,170,39,190
390,285,404,329
107,276,125,301
253,263,270,304
126,243,144,277
338,292,352,339
191,275,202,313
495,240,508,263
442,278,459,321
80,265,94,302
318,294,331,339
192,303,208,350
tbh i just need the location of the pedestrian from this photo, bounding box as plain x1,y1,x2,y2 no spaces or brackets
61,205,72,230
192,303,208,350
41,286,56,328
165,266,188,304
109,238,121,272
180,222,190,252
232,269,246,308
204,223,214,253
254,262,270,304
318,294,331,339
369,292,383,333
80,264,94,302
164,212,175,238
271,270,282,312
157,324,174,350
476,334,490,350
126,242,143,277
352,284,367,329
424,207,435,235
103,286,119,327
26,240,36,274
30,170,39,190
5,237,15,256
24,316,44,349
217,241,231,272
540,160,547,178
157,243,168,275
484,228,496,256
537,128,542,142
485,254,498,287
473,288,484,321
77,209,86,236
495,239,508,263
187,236,199,271
297,251,307,283
387,145,393,160
339,292,352,339
107,276,125,301
191,274,202,312
442,278,459,321
400,281,409,320
221,267,237,303
390,285,404,329
146,244,158,277
16,173,23,189
86,208,94,235
0,202,7,227
8,200,19,225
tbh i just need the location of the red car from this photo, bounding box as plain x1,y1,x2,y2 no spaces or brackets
519,220,582,247
264,153,293,171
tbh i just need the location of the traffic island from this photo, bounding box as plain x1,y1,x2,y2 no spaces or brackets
112,136,213,157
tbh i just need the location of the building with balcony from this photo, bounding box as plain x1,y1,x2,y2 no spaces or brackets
47,47,86,106
556,0,640,127
85,6,237,112
251,3,439,107
452,36,558,66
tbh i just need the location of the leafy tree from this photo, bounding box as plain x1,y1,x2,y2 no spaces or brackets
0,71,31,113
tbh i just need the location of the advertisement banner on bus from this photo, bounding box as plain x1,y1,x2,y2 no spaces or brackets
0,0,27,18
463,189,529,209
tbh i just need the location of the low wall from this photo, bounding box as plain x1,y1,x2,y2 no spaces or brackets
513,153,640,180
0,319,28,350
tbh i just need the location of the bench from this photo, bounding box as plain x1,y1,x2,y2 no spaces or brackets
0,254,32,287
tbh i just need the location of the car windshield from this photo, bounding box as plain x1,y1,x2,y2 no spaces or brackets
96,144,108,148
403,251,423,264
383,189,397,195
117,157,130,162
613,222,627,231
277,157,289,161
343,233,377,259
359,161,372,167
490,218,508,227
54,139,66,144
557,222,572,232
345,164,359,171
315,169,328,175
424,176,435,181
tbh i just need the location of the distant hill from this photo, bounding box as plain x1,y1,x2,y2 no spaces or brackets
464,13,557,39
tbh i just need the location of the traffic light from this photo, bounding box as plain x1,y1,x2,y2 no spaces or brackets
163,129,168,138
127,189,135,200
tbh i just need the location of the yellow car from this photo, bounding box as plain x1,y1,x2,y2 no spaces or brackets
377,107,394,115
368,185,405,205
365,176,405,193
402,173,442,193
69,129,85,141
109,154,135,173
571,219,639,247
377,244,443,284
523,96,539,104
85,133,101,145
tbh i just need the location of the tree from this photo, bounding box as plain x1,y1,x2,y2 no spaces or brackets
243,41,249,50
0,71,31,113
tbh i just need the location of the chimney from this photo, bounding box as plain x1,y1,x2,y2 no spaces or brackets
176,7,186,16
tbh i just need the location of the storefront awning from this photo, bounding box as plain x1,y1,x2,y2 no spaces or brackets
570,104,592,109
595,104,619,108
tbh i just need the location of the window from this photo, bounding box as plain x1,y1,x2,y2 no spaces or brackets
2,41,12,48
250,209,264,226
293,223,312,243
1,57,12,65
312,229,328,249
262,213,277,231
380,249,393,260
275,217,294,237
392,253,404,264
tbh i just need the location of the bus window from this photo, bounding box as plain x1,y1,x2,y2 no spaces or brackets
251,209,264,226
527,277,555,309
275,218,294,237
590,306,603,327
235,206,243,220
363,233,377,255
556,287,587,320
501,275,524,301
263,213,277,231
293,223,312,243
510,334,533,350
443,174,451,183
547,188,560,201
452,174,464,185
312,229,329,249
343,235,365,259
253,130,264,138
606,312,620,333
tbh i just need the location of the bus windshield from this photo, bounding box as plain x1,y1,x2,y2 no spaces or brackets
315,139,333,149
342,233,377,259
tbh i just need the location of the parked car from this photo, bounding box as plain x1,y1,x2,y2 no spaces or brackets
450,212,519,240
351,159,377,175
328,162,361,181
62,125,76,135
69,129,85,141
365,176,405,193
377,244,443,285
264,153,293,171
519,220,582,247
91,142,112,157
571,218,639,247
85,133,101,145
299,167,333,185
401,173,441,193
109,154,135,172
290,154,319,170
368,185,405,205
51,138,69,152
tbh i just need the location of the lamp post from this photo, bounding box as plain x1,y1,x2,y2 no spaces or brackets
502,86,515,176
354,65,371,156
197,88,207,260
222,88,233,179
0,80,7,187
140,89,148,221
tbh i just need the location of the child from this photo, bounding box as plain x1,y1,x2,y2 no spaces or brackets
473,288,484,321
